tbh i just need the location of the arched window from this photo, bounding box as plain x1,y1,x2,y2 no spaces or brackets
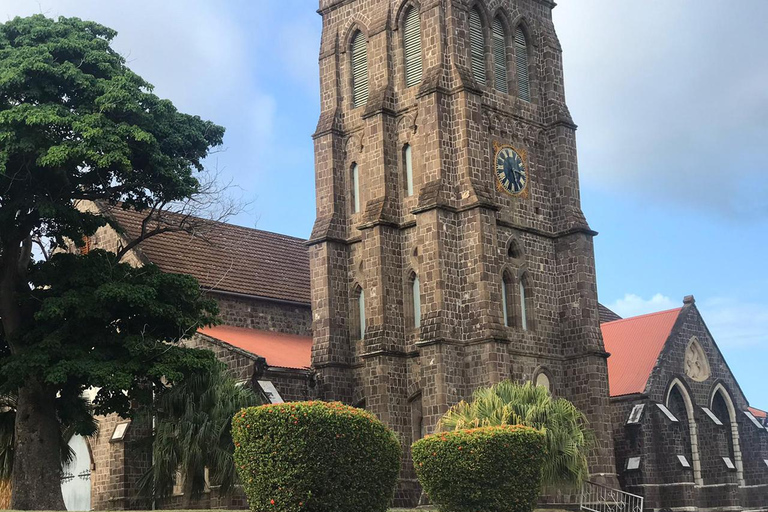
535,372,551,392
667,380,703,484
351,163,360,213
492,18,508,93
519,272,532,331
469,8,486,86
403,6,422,88
711,385,744,481
501,271,514,327
412,274,421,328
514,27,530,102
403,144,414,196
357,288,366,340
351,30,369,108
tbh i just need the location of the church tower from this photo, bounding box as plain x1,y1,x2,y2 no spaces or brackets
309,0,617,503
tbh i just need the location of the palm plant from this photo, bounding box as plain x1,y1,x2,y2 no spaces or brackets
137,363,261,507
439,380,593,489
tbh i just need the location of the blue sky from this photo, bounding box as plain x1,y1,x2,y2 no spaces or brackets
3,1,766,408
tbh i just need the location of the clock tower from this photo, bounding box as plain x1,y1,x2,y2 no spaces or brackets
309,0,617,504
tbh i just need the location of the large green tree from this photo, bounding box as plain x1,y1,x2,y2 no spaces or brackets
0,14,227,509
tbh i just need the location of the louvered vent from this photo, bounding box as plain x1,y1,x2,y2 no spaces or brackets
492,18,508,94
515,28,530,102
469,9,486,86
351,31,369,108
403,7,422,88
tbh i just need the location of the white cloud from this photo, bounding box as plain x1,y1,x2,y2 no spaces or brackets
608,293,678,319
608,293,768,350
555,0,768,219
698,297,768,349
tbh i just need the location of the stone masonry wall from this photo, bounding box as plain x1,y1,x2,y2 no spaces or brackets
309,0,618,506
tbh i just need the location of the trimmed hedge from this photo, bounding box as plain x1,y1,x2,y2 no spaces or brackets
232,401,401,512
412,425,546,512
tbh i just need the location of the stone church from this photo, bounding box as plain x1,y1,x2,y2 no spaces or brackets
68,0,767,511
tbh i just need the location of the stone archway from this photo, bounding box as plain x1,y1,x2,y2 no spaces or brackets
666,379,703,485
711,383,745,485
61,435,92,511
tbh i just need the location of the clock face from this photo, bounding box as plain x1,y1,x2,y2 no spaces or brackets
494,146,527,196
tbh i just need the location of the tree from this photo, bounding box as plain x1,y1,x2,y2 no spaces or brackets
439,381,594,489
138,363,261,508
0,14,229,509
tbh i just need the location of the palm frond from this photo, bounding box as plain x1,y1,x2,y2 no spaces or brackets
439,380,593,489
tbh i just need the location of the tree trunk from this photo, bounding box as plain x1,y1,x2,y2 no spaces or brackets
181,467,196,509
10,380,66,510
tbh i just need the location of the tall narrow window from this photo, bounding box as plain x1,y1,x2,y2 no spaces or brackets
403,6,422,88
501,272,513,327
351,163,360,213
519,278,528,331
404,144,414,196
351,30,369,108
358,288,366,340
515,28,530,102
412,275,421,328
469,8,486,86
492,18,508,93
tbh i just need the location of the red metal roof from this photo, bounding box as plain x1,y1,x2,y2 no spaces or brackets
749,407,767,419
199,325,312,370
602,308,682,397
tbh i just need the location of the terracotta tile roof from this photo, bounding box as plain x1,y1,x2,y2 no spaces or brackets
602,308,682,397
199,325,311,370
598,304,623,323
749,407,767,419
106,206,311,304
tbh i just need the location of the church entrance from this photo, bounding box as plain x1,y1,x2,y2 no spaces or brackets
61,435,91,511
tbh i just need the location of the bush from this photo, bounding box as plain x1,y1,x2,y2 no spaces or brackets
412,425,546,512
232,401,401,512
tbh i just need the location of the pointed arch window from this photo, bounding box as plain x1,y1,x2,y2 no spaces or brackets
519,279,528,331
351,163,360,213
404,144,414,196
403,6,422,88
519,272,533,331
357,288,366,340
412,274,421,328
492,18,508,93
501,271,514,327
351,30,369,108
514,27,530,102
469,8,486,86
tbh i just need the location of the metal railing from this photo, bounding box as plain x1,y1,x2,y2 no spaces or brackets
580,481,644,512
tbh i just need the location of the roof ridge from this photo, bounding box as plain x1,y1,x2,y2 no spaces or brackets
602,307,682,325
106,202,309,244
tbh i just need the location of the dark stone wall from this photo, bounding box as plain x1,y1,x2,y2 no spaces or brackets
610,303,768,511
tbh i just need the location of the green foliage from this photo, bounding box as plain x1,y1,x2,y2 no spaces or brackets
1,250,219,417
412,426,546,512
232,401,401,512
439,381,593,489
138,363,261,504
0,14,224,249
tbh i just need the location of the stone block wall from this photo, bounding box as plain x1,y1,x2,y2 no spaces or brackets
309,1,618,505
610,302,768,511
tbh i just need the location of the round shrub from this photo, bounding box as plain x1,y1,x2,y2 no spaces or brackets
232,401,401,512
412,425,546,512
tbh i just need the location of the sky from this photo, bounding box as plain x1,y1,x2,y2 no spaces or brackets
2,1,766,408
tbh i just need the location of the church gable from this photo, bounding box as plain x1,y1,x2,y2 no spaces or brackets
644,297,749,410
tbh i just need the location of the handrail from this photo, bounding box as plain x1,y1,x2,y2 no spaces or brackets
580,480,644,512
